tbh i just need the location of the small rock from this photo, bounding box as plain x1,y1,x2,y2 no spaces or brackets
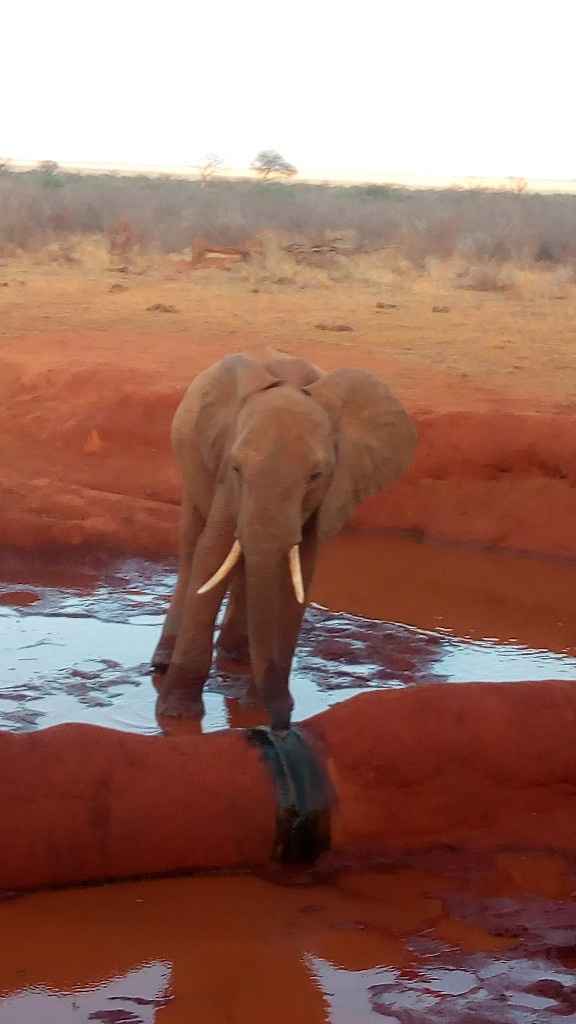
432,305,450,313
0,282,9,288
314,322,353,332
375,302,398,310
146,303,179,314
109,283,128,293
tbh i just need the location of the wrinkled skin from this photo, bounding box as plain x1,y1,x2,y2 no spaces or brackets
153,351,417,729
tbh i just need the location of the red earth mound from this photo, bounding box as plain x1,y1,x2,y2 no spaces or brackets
1,681,576,891
1,333,575,558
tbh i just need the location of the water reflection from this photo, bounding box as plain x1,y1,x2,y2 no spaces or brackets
308,952,576,1023
2,861,576,1024
1,962,172,1024
1,554,576,735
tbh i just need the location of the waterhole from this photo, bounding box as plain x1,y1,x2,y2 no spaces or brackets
0,533,574,734
2,535,576,1022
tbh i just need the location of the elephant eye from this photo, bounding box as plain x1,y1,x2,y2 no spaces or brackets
309,470,322,482
231,463,241,475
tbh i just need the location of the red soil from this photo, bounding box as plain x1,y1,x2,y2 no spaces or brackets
1,328,575,558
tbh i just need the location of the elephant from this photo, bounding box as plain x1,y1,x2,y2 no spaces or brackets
153,351,417,730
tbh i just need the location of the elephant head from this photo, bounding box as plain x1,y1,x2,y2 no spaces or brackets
155,352,417,730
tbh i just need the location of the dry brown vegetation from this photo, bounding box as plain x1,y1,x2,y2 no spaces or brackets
2,231,575,416
2,165,576,271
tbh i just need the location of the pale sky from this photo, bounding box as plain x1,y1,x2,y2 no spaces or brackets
3,0,575,181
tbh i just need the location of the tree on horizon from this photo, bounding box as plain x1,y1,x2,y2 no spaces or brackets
251,149,297,181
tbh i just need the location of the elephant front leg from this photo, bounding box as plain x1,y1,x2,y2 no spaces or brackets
157,509,235,718
216,565,250,672
152,498,203,672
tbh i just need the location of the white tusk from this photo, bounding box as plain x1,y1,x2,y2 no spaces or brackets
197,540,242,595
289,545,305,604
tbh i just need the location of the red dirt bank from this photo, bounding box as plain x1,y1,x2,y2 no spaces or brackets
1,330,575,558
2,681,576,891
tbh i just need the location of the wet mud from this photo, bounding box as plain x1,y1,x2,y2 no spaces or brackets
2,850,576,1023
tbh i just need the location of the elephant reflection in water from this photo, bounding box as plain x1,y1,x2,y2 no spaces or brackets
153,351,417,730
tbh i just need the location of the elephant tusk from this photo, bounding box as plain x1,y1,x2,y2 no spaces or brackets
197,540,242,595
289,545,305,604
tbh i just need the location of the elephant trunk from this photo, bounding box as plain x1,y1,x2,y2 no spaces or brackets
242,523,305,730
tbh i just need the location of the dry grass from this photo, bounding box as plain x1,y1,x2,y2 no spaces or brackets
1,181,575,408
2,244,576,415
2,167,576,341
3,238,576,308
452,264,515,293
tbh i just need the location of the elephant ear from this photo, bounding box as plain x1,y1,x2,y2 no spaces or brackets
192,353,279,472
305,368,417,540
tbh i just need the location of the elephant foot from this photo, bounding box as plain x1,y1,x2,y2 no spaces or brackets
151,635,176,673
157,664,206,718
156,689,204,719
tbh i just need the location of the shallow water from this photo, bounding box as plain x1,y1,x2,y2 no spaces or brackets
2,851,576,1023
1,536,575,734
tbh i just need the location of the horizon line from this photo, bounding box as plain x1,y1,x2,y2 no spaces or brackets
5,158,576,195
